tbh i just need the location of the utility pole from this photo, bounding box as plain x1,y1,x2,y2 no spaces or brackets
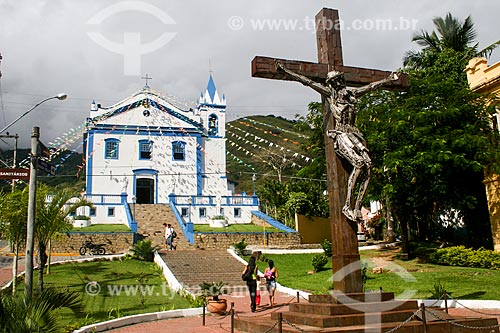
25,126,39,302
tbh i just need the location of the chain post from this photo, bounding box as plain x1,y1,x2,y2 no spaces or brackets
278,312,283,333
297,291,300,303
202,299,206,326
231,302,235,333
444,290,448,314
420,303,427,333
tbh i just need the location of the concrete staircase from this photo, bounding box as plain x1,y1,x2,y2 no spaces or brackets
159,250,246,291
235,293,499,333
134,204,192,250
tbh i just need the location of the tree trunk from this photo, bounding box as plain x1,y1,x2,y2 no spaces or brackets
393,208,410,254
47,239,51,275
37,242,48,292
384,199,396,243
11,244,19,296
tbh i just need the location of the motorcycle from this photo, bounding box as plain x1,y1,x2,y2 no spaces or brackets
79,239,106,255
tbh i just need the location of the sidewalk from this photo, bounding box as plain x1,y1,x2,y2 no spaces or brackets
104,290,300,333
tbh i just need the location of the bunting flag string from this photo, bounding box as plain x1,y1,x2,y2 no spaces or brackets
235,120,302,145
226,133,303,169
241,117,309,139
227,123,312,163
226,150,255,171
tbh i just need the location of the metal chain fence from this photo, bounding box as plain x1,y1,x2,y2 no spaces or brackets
426,307,500,331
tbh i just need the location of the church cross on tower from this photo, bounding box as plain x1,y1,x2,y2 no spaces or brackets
141,74,152,87
252,8,409,294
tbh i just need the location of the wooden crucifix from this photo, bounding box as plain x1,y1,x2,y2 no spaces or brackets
252,8,409,294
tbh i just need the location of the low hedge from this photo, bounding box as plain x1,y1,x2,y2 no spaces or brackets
430,246,500,269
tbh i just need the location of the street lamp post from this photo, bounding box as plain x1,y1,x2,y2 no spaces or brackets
0,93,67,134
19,94,67,302
252,174,256,196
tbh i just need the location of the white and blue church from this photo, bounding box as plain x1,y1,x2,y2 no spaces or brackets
82,75,261,232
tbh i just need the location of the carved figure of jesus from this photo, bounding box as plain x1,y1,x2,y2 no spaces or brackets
276,61,398,221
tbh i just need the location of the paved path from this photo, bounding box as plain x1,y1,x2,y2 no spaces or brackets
105,290,300,333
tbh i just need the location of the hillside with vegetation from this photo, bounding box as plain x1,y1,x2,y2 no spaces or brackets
225,115,318,193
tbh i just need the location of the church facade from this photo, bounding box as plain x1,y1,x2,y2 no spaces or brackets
82,76,258,229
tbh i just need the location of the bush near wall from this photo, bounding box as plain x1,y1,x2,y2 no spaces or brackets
430,246,500,269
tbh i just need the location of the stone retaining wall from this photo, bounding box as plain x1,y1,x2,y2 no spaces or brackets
194,232,301,249
51,232,135,254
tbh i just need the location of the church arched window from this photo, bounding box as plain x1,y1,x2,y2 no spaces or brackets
208,114,218,136
104,138,120,159
172,141,186,161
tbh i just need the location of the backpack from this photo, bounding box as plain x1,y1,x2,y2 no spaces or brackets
241,266,254,282
172,230,177,239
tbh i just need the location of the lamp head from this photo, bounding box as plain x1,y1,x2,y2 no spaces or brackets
56,93,68,100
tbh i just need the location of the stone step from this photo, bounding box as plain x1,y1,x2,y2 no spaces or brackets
288,300,418,316
134,204,194,250
308,292,395,304
271,309,417,328
235,313,499,333
159,250,247,287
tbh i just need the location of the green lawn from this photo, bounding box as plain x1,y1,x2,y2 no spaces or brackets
254,251,500,300
194,223,282,233
38,258,192,331
71,224,131,232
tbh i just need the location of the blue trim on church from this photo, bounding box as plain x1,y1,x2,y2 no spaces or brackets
132,168,159,204
86,132,94,194
196,136,203,195
89,98,203,130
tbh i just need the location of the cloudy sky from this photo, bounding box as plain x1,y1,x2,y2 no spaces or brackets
0,0,499,149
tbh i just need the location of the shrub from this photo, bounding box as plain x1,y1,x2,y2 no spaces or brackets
73,215,90,220
321,239,332,257
232,240,248,255
429,281,451,299
430,246,500,269
312,253,328,272
131,240,160,262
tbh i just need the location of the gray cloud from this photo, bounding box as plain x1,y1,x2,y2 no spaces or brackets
0,0,498,148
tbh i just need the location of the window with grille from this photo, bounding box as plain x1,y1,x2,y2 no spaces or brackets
172,141,185,161
105,139,119,159
139,140,153,160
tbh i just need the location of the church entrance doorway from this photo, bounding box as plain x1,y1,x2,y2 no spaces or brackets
136,178,154,204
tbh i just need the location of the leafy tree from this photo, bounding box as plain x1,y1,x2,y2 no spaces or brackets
35,184,92,291
358,48,498,250
0,189,28,295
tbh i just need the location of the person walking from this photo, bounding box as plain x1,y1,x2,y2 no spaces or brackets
242,256,260,312
264,260,278,307
163,223,174,251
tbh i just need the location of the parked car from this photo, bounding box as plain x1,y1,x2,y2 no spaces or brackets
357,232,366,242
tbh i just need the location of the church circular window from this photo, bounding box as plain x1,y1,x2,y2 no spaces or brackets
143,109,151,117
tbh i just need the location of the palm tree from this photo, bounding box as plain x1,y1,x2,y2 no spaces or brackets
35,184,92,291
404,13,500,68
0,287,82,332
0,189,28,295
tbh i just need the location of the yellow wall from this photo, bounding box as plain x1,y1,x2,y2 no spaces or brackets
466,57,500,250
295,214,331,244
